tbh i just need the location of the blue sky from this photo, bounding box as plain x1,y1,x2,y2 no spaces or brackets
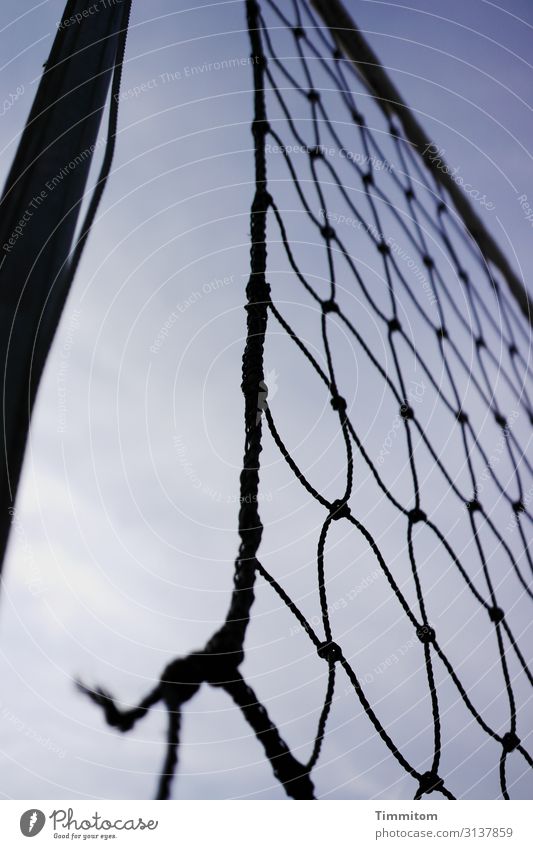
0,0,532,800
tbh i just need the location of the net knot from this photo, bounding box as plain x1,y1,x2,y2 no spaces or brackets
331,394,347,413
160,656,203,708
416,624,436,645
418,771,444,795
363,172,374,186
409,508,426,524
307,89,320,103
502,732,520,753
436,326,448,340
253,51,267,69
253,187,272,210
317,641,342,663
437,201,447,213
512,500,524,514
422,255,434,269
400,404,414,420
509,343,518,357
388,317,402,333
389,123,400,137
333,47,343,60
309,145,323,160
322,299,339,315
377,240,390,255
458,270,469,284
252,118,270,137
466,499,482,513
489,606,504,624
404,187,415,200
494,412,507,429
330,499,350,520
320,224,335,240
251,279,271,302
475,336,485,349
202,651,242,687
350,109,363,124
293,25,305,39
456,409,468,425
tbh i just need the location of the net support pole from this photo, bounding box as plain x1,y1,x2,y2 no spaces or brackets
310,0,533,324
0,0,131,572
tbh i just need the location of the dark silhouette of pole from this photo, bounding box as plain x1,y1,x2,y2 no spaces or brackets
0,0,131,571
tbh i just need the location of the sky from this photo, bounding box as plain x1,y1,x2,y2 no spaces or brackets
0,0,532,800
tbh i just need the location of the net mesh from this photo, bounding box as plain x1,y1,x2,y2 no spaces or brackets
81,0,533,800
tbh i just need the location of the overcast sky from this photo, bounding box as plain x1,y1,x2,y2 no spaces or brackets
0,0,532,801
